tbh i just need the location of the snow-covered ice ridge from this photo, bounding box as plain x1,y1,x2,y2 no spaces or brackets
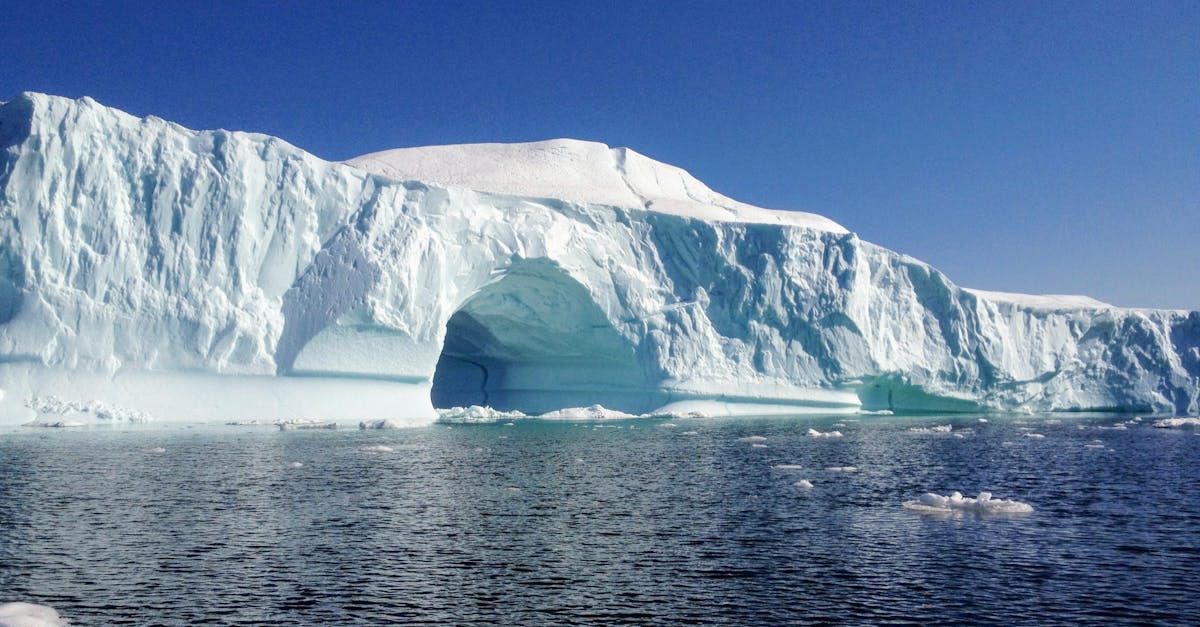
0,92,1196,425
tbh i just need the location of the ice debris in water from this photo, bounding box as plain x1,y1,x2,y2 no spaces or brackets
772,464,804,471
795,480,814,489
1153,417,1200,429
859,409,893,415
737,436,768,443
806,428,843,438
359,419,404,430
659,422,677,428
1024,433,1046,439
751,443,769,448
538,404,636,420
0,602,69,627
903,491,1033,516
360,445,394,453
289,462,304,468
825,466,857,472
24,395,152,425
680,430,699,436
909,424,953,434
279,420,337,431
436,406,527,424
978,418,988,423
141,447,166,454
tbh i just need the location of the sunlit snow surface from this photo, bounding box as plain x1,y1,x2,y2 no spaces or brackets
0,93,1197,424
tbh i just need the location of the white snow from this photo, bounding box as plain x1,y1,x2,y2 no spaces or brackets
0,602,68,627
347,139,848,232
0,93,1196,425
903,491,1033,515
806,428,844,438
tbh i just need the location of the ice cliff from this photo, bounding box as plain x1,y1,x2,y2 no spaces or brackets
0,93,1196,424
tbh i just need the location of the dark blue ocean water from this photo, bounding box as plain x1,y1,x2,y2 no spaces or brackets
1,413,1198,625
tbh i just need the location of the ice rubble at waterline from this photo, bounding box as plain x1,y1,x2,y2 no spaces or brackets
0,92,1197,426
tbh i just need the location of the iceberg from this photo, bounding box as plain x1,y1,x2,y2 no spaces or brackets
0,602,68,627
0,93,1197,425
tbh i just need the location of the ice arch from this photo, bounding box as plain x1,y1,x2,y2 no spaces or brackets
430,259,655,414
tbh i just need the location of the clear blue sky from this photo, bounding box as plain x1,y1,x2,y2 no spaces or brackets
4,1,1197,309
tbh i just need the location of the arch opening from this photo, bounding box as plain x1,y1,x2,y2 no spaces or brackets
430,260,654,414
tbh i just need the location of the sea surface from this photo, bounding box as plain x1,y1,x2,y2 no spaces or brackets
1,413,1198,625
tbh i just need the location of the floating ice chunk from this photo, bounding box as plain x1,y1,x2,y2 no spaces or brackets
289,461,304,468
503,422,515,426
436,406,527,424
680,430,699,436
825,466,857,472
832,422,847,428
751,443,769,448
0,602,68,627
953,433,966,439
1153,417,1200,429
1024,433,1046,439
360,445,393,453
506,487,522,494
978,418,988,423
806,428,843,438
1085,444,1105,449
860,409,893,415
737,436,768,443
24,419,88,428
795,480,814,489
537,404,635,421
909,425,952,434
141,447,166,454
359,419,403,430
279,420,337,431
659,422,677,428
772,464,804,471
903,491,1033,516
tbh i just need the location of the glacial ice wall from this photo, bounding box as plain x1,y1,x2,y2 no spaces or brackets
0,93,1195,423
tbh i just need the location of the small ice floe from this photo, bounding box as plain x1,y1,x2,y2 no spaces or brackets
359,419,403,430
903,491,1033,516
288,461,304,468
953,433,966,439
859,409,893,415
794,479,814,489
279,420,337,431
538,404,635,421
503,422,515,427
978,418,989,423
141,447,166,454
24,419,89,428
359,445,393,454
680,430,699,436
806,428,843,438
436,405,527,424
832,422,847,428
0,601,69,627
771,464,804,471
659,423,677,428
1024,433,1046,439
751,443,769,448
1153,417,1200,429
825,466,857,472
506,487,522,494
909,425,953,434
737,436,768,443
1085,444,1106,449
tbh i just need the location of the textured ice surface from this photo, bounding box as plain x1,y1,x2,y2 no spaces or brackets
806,428,843,438
436,406,528,424
1153,417,1200,428
903,491,1033,515
537,405,636,421
0,93,1197,424
0,602,67,627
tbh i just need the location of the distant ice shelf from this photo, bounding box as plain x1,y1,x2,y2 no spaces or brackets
0,92,1197,425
